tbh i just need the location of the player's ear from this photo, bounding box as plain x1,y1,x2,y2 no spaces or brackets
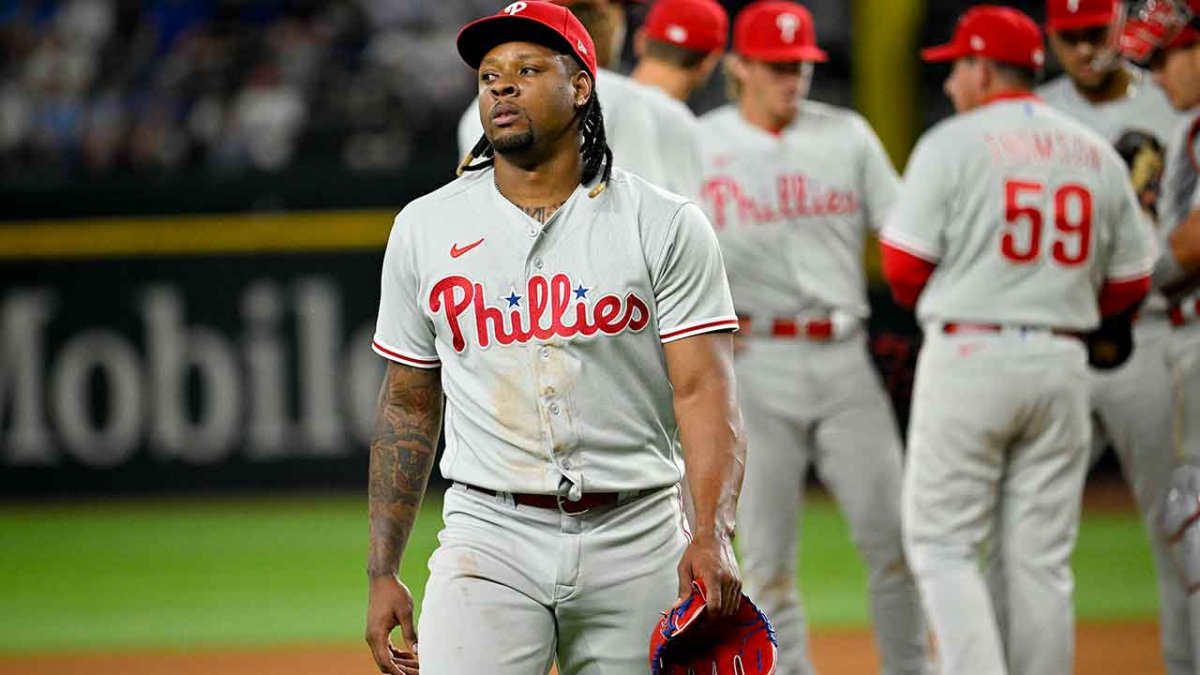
572,69,594,110
698,49,724,81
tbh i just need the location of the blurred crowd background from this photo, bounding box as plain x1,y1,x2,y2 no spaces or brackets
0,0,1044,217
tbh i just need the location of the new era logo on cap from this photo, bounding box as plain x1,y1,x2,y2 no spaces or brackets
666,24,689,44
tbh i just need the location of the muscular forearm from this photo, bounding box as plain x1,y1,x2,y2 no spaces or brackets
673,354,745,540
367,363,444,579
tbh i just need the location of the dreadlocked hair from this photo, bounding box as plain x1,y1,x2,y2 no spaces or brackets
579,94,614,198
456,92,614,199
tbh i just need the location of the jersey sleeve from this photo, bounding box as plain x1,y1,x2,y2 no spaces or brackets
855,115,902,231
372,212,440,368
652,203,739,343
880,134,948,262
1105,171,1159,282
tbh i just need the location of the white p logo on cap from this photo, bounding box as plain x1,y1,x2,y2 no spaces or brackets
504,2,528,15
1067,0,1080,11
666,24,689,44
777,13,800,43
970,35,986,50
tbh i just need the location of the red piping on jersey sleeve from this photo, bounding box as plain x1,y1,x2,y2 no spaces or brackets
1099,275,1151,317
880,240,937,310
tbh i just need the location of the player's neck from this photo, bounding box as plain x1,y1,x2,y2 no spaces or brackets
631,61,693,102
1072,66,1132,105
738,99,794,135
492,147,584,211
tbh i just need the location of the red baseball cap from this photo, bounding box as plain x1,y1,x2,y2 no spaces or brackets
922,5,1046,70
458,1,599,77
1046,0,1120,31
1121,0,1199,64
734,1,827,63
643,0,729,53
555,0,645,4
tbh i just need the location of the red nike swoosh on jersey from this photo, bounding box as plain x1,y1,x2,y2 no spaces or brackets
450,238,485,258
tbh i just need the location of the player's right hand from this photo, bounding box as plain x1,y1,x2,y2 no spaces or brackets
366,574,420,675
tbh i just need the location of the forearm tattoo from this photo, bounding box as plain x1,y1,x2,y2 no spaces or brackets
367,364,443,579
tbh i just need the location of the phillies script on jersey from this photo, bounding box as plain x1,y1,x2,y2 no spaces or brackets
430,272,652,352
701,173,861,228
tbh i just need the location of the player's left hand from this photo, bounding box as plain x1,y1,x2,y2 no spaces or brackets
675,533,741,618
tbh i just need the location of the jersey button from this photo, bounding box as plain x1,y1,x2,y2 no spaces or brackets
561,459,573,469
549,403,561,415
533,257,544,270
539,346,550,360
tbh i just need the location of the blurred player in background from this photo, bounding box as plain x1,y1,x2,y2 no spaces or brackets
631,0,729,101
887,6,1157,674
458,0,701,198
696,2,929,673
628,0,731,199
1123,0,1200,669
1037,1,1192,672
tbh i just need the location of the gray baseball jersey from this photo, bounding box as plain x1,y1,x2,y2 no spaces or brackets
883,96,1157,330
1037,67,1189,145
698,101,930,674
372,167,737,495
458,68,701,198
641,84,704,200
1036,77,1194,675
697,102,901,320
1161,114,1200,248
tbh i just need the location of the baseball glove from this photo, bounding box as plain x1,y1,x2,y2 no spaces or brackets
1085,302,1137,370
648,579,778,675
1114,128,1166,221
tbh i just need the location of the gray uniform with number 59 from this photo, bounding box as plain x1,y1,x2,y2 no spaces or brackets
884,94,1156,675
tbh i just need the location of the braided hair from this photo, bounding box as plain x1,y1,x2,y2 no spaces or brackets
457,78,614,198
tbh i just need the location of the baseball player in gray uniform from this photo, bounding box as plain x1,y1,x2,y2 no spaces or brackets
457,0,703,199
1037,1,1193,672
696,3,928,674
1124,0,1200,668
364,4,747,674
886,6,1157,674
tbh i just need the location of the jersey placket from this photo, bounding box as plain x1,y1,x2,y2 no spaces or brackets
519,199,585,497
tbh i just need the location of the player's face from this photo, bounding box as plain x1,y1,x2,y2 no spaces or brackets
478,42,591,157
1048,24,1118,89
738,58,813,123
944,57,987,113
1152,45,1200,110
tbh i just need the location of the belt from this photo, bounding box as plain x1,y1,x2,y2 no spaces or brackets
1169,298,1200,328
738,315,834,340
458,482,655,514
943,322,1084,342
